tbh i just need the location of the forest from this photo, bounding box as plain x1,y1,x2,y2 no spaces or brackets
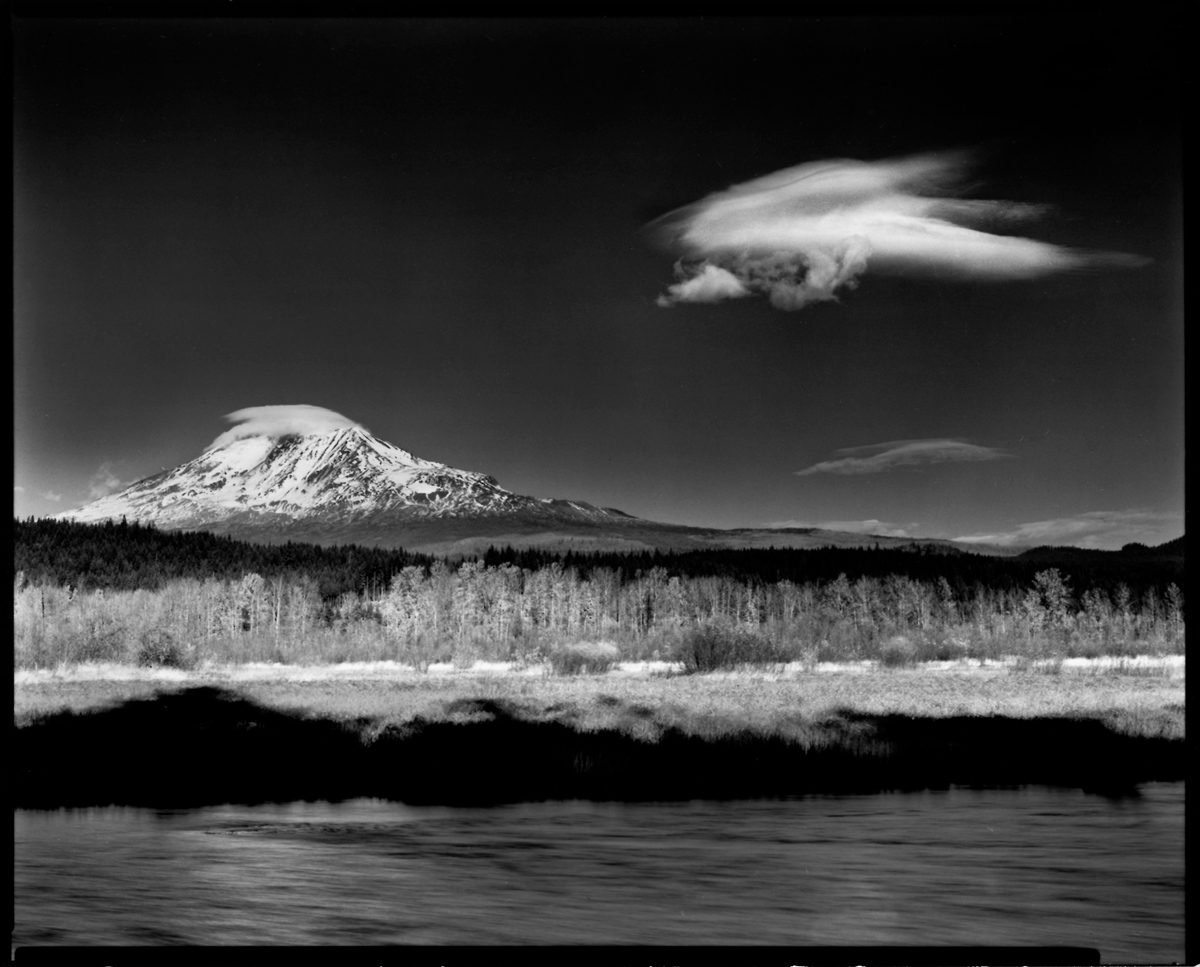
12,519,1186,671
13,517,1185,597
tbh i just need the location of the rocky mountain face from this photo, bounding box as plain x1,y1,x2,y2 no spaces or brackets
59,425,631,541
58,420,983,555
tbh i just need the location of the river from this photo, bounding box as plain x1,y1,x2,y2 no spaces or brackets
14,783,1184,961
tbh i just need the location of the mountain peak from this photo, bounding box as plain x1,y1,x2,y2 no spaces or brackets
204,404,368,451
59,406,627,535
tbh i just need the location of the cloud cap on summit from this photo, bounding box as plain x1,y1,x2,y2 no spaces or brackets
207,405,367,451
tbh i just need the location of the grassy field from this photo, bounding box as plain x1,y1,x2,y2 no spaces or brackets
14,656,1185,742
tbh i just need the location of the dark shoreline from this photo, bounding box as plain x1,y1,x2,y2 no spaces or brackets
13,686,1187,809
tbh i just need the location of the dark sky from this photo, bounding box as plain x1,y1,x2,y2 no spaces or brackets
13,15,1184,548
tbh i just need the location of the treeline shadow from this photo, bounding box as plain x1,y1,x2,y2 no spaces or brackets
12,687,1186,809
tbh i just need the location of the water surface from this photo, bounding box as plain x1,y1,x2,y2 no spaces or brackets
14,783,1184,961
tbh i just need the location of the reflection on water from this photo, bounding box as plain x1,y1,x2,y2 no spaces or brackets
15,784,1184,961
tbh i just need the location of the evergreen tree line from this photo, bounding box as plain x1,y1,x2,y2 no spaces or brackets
13,517,430,600
13,559,1185,671
478,541,1185,601
13,517,1185,604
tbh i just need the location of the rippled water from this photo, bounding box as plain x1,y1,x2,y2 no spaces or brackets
14,784,1184,960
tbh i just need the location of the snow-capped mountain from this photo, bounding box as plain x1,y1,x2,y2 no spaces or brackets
56,405,983,555
60,421,629,538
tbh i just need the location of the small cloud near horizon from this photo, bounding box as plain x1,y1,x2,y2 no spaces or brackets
88,462,128,499
207,405,367,450
796,439,1010,476
652,150,1146,311
955,509,1183,551
41,490,63,502
771,518,917,538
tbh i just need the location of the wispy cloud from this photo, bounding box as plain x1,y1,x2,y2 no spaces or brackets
956,509,1183,550
207,405,366,450
41,490,63,502
771,518,917,538
13,485,25,493
656,263,750,306
652,150,1146,311
796,439,1010,476
88,462,127,499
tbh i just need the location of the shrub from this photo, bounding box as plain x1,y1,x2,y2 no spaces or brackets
918,633,968,662
547,641,621,676
395,632,449,672
878,635,918,668
673,623,788,673
135,629,192,669
69,626,128,664
1008,655,1064,675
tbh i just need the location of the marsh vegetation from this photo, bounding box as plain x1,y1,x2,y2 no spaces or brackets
13,558,1184,672
14,530,1185,803
14,658,1186,743
13,520,1185,746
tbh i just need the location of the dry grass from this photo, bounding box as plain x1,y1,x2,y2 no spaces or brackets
14,658,1185,741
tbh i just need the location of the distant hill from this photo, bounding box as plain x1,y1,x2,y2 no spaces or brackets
1017,536,1184,563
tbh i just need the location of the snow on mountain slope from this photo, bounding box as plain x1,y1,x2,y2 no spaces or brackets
60,419,626,531
54,406,984,554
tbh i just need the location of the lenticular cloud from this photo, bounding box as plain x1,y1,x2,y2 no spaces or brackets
795,439,1010,476
652,150,1144,311
207,405,366,450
